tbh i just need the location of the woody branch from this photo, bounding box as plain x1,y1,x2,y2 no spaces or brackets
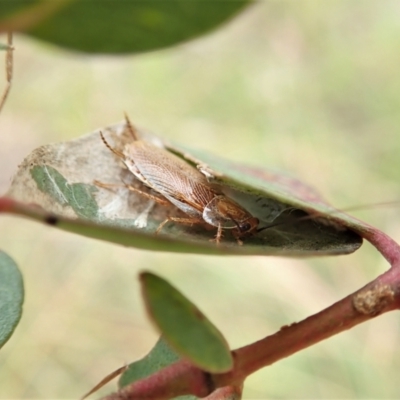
102,230,400,399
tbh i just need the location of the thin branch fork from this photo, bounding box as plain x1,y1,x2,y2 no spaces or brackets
101,264,400,400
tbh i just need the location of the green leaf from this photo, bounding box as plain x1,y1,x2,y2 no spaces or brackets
119,337,196,399
5,121,363,256
140,272,233,373
30,165,98,219
168,141,373,236
0,0,252,54
0,250,24,349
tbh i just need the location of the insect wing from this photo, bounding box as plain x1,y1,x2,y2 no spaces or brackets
126,141,214,216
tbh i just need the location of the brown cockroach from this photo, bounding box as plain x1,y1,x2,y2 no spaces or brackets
98,114,259,244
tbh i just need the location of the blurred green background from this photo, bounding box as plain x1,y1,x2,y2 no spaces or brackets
1,0,400,398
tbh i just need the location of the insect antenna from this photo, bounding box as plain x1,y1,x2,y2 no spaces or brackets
99,131,125,159
123,112,139,141
257,221,288,233
0,32,13,115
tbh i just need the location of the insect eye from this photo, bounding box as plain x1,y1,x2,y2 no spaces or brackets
239,222,252,232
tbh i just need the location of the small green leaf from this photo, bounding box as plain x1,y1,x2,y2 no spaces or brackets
0,0,252,54
140,272,233,373
0,250,24,349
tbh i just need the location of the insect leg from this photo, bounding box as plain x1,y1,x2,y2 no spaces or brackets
156,217,204,235
93,180,169,205
124,184,169,205
209,224,235,245
215,224,223,244
231,229,244,246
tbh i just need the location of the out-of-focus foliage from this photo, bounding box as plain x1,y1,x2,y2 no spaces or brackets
0,0,252,53
0,251,24,349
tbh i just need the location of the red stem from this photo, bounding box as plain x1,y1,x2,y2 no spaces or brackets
223,264,400,384
102,264,400,399
363,228,400,268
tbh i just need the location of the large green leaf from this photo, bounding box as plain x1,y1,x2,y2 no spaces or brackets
167,142,372,235
140,272,233,373
5,121,363,256
0,0,252,54
0,250,24,349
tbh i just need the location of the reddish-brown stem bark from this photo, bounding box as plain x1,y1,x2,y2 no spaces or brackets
99,268,400,400
363,228,400,267
101,263,400,399
202,384,243,400
102,361,211,400
221,266,400,384
97,209,400,399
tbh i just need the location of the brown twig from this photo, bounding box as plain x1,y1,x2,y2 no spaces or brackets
100,259,400,399
201,384,243,400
